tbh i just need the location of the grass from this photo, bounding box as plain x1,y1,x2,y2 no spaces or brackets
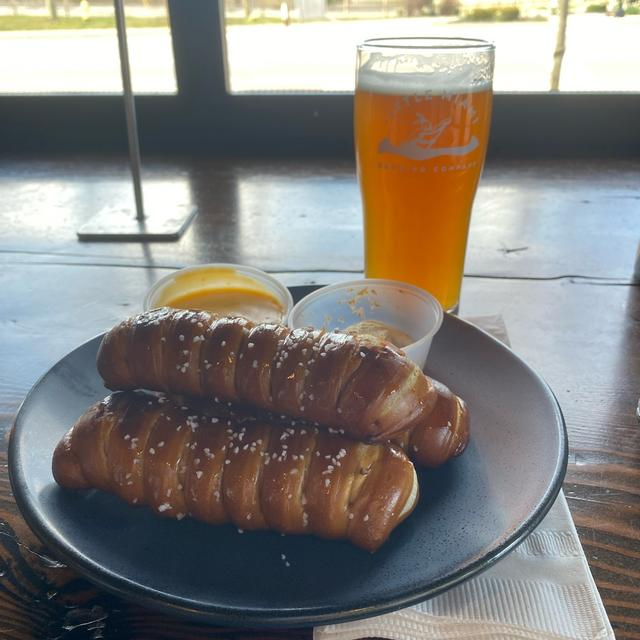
0,15,168,31
225,16,288,25
0,14,296,29
457,10,546,21
0,13,416,30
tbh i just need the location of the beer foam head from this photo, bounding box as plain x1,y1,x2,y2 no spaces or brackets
357,39,494,95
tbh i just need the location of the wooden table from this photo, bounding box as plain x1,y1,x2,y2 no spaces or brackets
0,155,638,639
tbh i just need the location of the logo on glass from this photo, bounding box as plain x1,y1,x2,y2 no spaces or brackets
378,95,479,161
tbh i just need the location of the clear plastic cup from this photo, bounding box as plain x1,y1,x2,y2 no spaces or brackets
287,279,443,369
143,263,294,323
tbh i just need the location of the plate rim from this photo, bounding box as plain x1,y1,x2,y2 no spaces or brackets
8,311,568,628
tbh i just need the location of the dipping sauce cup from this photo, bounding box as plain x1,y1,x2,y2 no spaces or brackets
288,279,443,369
144,264,293,324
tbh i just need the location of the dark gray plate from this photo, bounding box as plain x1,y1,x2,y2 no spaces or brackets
9,309,567,628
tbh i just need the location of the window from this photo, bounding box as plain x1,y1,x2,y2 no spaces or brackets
0,1,637,156
222,3,640,93
0,0,176,94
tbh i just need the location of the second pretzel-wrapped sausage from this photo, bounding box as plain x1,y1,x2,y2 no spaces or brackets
97,308,438,442
53,391,419,551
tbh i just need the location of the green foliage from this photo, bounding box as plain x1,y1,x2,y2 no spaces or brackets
461,5,521,20
437,0,460,14
0,15,168,31
585,2,607,11
625,4,640,12
498,5,520,19
464,6,494,18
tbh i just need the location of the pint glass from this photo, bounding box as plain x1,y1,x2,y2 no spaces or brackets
355,38,495,312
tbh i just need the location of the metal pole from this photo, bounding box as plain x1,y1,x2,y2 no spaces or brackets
633,240,640,283
77,1,197,240
113,0,145,221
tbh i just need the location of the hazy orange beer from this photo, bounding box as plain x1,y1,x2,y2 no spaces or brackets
355,38,495,312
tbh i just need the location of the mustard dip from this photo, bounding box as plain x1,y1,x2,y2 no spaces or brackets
345,319,413,348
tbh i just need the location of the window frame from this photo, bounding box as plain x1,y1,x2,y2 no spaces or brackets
0,0,638,157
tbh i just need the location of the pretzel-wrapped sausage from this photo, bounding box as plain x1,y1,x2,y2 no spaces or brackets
52,391,419,552
96,308,438,442
393,379,469,467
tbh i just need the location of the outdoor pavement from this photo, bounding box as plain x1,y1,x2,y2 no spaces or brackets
0,13,637,94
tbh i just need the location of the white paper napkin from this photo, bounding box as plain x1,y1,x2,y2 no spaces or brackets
315,316,615,640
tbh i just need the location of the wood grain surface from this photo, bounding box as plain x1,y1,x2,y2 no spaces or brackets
0,155,638,639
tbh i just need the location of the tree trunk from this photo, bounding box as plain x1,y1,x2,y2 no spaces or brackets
550,0,570,91
45,0,59,20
